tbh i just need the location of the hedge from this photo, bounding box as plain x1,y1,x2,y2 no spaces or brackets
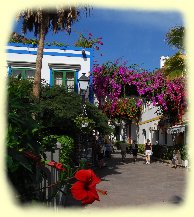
137,144,188,160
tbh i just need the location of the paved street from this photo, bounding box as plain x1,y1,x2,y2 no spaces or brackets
87,151,187,208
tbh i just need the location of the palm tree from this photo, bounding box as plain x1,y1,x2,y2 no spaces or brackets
164,52,186,80
165,26,185,53
16,7,88,100
164,26,186,79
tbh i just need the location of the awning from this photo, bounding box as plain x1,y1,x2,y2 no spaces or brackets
167,125,186,134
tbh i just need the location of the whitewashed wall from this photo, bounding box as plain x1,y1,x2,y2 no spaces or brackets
136,102,174,146
138,102,159,145
140,102,160,122
7,44,91,84
160,56,169,68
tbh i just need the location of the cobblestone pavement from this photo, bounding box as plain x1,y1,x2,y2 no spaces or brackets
86,151,187,208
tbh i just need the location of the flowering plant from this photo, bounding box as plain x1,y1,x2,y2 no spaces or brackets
92,60,187,125
75,33,103,51
103,97,140,121
23,151,106,206
71,169,107,205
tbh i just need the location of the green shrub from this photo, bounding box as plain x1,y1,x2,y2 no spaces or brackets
152,144,188,161
177,144,188,160
137,144,177,160
152,145,174,160
137,144,145,154
57,135,75,167
114,141,122,149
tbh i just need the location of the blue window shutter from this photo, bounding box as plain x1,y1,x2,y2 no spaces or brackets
75,70,78,93
89,72,94,104
8,66,12,76
89,49,94,104
50,68,53,87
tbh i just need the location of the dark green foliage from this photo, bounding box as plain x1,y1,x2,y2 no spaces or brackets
9,32,69,47
8,77,39,154
152,144,187,160
7,78,57,203
137,144,145,154
8,78,57,155
164,52,186,79
137,143,188,161
114,141,121,150
176,144,188,160
165,26,185,52
7,77,111,203
152,145,174,160
57,135,75,166
39,84,112,137
86,102,113,135
9,32,38,45
39,84,83,137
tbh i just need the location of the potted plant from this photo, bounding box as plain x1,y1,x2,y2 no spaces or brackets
179,144,188,167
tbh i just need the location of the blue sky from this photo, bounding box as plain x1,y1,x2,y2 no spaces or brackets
13,8,184,71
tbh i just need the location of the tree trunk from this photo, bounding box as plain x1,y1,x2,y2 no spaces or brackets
33,20,46,100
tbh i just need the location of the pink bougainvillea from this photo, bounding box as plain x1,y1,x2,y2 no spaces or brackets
92,60,187,125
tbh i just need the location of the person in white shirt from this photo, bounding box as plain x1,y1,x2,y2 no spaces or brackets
144,139,152,164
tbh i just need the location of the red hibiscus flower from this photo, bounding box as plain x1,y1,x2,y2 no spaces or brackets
47,161,65,172
55,163,65,171
71,169,101,205
24,151,41,161
47,161,56,166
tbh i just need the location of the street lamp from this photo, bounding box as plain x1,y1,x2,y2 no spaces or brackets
77,73,90,161
78,72,90,127
78,73,90,103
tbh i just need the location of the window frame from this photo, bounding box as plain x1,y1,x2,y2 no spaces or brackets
52,69,76,92
11,67,35,80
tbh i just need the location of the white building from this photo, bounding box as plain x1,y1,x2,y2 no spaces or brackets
7,45,187,147
6,42,93,102
134,102,174,146
160,55,169,68
117,55,187,147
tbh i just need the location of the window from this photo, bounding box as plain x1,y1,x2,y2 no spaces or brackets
48,63,81,93
8,61,36,81
143,129,146,144
156,130,159,141
11,68,35,80
53,70,76,92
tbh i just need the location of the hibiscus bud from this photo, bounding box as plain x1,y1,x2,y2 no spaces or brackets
47,161,56,166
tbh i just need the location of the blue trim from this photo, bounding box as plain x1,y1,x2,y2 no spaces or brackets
90,49,94,72
7,49,91,58
75,70,79,93
89,49,94,104
50,68,53,86
7,42,92,53
8,66,12,76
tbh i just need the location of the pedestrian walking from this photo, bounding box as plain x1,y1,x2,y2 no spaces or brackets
172,149,178,168
104,139,112,159
144,139,152,164
120,140,128,162
131,140,138,163
97,144,105,168
111,139,115,153
172,149,181,168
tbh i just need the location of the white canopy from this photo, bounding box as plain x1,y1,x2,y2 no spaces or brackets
167,125,186,134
